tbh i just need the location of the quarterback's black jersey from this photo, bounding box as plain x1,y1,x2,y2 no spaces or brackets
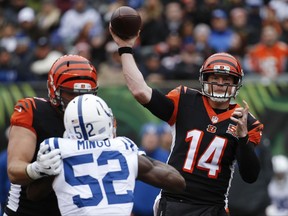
147,86,263,206
5,97,63,216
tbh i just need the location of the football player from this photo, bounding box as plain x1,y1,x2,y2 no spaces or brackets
5,55,98,216
26,94,185,216
110,27,263,216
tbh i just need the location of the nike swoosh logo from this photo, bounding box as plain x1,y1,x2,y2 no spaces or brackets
14,107,22,112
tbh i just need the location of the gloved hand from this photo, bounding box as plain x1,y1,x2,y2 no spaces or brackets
26,144,62,180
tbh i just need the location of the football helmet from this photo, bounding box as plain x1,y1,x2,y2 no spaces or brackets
199,53,243,102
64,94,114,141
272,155,288,174
47,55,98,110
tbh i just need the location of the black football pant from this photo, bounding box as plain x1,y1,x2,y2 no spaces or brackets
156,197,228,216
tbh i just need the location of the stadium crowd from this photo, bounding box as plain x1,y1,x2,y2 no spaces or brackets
1,0,288,216
0,0,288,83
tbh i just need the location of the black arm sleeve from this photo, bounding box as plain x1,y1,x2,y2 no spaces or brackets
143,88,174,122
236,136,261,183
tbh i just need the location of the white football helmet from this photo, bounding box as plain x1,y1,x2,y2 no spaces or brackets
272,155,288,174
64,94,114,141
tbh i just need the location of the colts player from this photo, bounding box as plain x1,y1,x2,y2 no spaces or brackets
27,94,185,216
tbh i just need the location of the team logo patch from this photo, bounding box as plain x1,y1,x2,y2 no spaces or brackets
214,65,230,71
227,124,237,137
207,124,217,133
74,83,92,90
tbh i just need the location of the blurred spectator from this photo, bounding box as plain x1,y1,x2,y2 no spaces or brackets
138,0,166,46
54,0,73,14
208,9,235,52
246,2,263,44
161,1,185,35
195,0,220,25
0,23,18,53
30,36,63,80
178,19,194,46
139,51,168,83
193,23,214,60
0,8,6,27
0,149,9,216
269,0,288,23
266,155,288,216
132,123,169,216
172,44,203,80
230,7,258,51
69,41,91,61
222,0,246,12
245,0,264,8
157,122,172,152
227,32,246,62
69,41,99,69
36,0,61,35
2,0,28,25
156,33,182,77
17,6,44,42
101,0,126,26
13,36,35,81
280,15,288,44
261,5,282,34
0,47,19,82
181,0,202,25
0,0,287,85
245,25,288,79
229,136,273,216
98,41,124,85
56,0,104,51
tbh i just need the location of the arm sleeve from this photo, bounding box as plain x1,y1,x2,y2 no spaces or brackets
143,89,174,122
236,136,260,183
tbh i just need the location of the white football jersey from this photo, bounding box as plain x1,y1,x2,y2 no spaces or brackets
43,136,139,216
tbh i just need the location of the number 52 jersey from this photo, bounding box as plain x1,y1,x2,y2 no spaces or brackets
43,136,139,216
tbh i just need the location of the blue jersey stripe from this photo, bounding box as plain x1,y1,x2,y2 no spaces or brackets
78,95,88,140
120,137,136,151
54,137,59,149
44,139,51,152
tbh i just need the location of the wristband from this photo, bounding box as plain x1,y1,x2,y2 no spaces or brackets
118,47,133,56
238,135,249,145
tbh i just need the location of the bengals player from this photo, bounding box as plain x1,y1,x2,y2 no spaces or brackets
5,55,98,216
110,27,263,216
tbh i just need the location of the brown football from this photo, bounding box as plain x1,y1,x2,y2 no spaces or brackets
110,6,142,40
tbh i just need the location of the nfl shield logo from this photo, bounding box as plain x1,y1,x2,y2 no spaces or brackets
211,116,218,124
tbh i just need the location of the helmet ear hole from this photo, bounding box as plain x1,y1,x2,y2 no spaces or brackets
233,77,240,85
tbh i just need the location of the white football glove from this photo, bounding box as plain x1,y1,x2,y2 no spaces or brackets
26,144,62,180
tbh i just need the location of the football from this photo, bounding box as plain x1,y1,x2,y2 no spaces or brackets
110,6,142,40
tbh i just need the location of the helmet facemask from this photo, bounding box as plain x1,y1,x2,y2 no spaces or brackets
201,72,242,102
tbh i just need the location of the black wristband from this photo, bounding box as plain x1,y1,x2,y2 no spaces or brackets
118,47,133,56
238,135,249,145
